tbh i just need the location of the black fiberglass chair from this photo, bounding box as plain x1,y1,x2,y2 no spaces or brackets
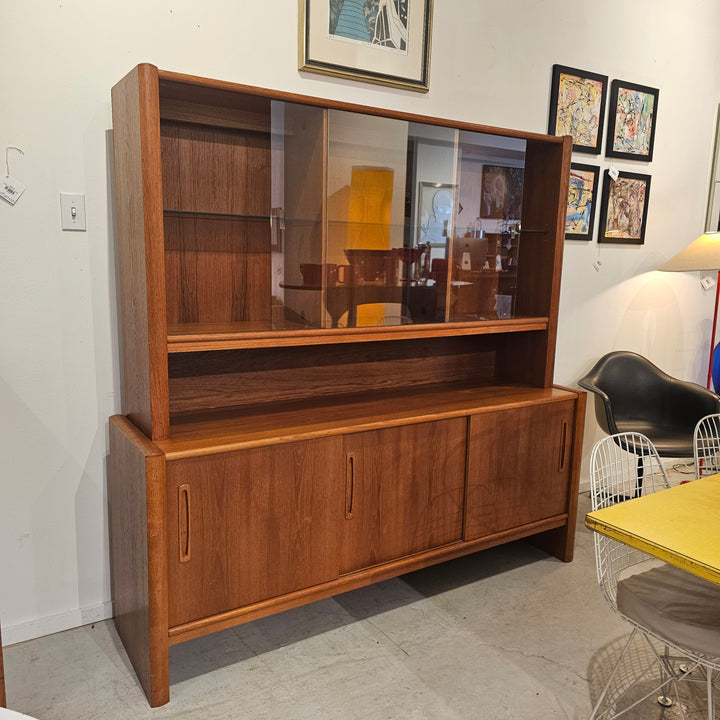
579,351,720,459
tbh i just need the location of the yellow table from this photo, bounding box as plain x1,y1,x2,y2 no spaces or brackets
585,474,720,585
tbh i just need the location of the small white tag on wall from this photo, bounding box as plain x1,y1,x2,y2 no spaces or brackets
1,175,25,205
608,167,619,182
701,275,716,290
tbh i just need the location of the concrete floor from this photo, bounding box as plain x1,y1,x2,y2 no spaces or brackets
2,490,716,719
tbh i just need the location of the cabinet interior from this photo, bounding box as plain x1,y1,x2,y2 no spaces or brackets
167,333,549,421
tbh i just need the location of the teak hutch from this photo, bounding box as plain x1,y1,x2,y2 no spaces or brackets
107,63,586,706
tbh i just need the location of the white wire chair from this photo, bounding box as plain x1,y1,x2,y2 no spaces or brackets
589,432,720,719
694,413,720,479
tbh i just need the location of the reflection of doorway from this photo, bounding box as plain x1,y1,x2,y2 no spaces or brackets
417,183,455,248
347,166,397,326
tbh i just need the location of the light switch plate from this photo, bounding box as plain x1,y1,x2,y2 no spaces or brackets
60,193,86,231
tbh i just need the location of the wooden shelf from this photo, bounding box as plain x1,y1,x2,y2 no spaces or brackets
160,383,577,458
166,316,550,352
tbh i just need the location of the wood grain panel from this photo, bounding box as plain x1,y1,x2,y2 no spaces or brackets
340,419,466,573
165,316,550,352
531,389,586,561
159,81,272,130
163,215,271,325
160,384,578,459
465,398,575,541
107,415,168,707
111,64,170,438
503,135,571,388
167,336,497,414
161,120,270,215
165,437,342,627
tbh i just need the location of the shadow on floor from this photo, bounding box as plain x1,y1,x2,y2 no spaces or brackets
166,538,547,686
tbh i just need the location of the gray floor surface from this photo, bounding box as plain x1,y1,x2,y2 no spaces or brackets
3,489,717,719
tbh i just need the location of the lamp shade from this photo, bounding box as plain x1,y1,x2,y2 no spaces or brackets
659,232,720,272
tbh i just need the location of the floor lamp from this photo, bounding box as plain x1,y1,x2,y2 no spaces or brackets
659,232,720,388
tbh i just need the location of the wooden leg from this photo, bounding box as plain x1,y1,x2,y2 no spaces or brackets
531,525,575,562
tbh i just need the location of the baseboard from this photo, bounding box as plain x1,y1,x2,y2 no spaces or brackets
2,602,113,646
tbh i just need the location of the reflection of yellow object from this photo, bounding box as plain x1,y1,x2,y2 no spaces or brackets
348,167,394,326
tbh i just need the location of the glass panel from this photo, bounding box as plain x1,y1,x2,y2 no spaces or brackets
160,99,277,333
326,111,457,328
160,94,529,336
272,100,326,330
449,131,526,322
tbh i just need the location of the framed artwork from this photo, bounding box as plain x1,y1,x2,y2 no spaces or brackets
417,182,455,246
480,165,524,220
548,64,608,154
606,79,659,161
565,163,600,241
598,170,651,245
299,0,433,93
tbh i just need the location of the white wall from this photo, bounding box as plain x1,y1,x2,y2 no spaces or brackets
1,0,719,644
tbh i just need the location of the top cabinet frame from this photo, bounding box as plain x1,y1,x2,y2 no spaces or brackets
111,64,571,440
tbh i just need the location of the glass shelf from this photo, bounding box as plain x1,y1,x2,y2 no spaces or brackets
163,209,321,224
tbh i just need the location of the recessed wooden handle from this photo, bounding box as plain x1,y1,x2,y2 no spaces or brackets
179,484,191,563
558,420,568,473
345,453,355,519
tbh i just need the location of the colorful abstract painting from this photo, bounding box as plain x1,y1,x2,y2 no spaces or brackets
548,65,608,154
565,164,599,240
598,171,651,245
606,80,659,161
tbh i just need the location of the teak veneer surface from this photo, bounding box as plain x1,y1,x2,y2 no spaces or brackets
165,316,550,351
108,64,582,707
158,384,576,458
157,67,567,144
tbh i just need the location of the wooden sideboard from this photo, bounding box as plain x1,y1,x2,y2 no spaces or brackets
108,64,585,706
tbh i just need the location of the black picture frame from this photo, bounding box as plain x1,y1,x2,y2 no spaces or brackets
565,163,600,241
598,170,651,245
548,64,608,154
605,79,659,161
